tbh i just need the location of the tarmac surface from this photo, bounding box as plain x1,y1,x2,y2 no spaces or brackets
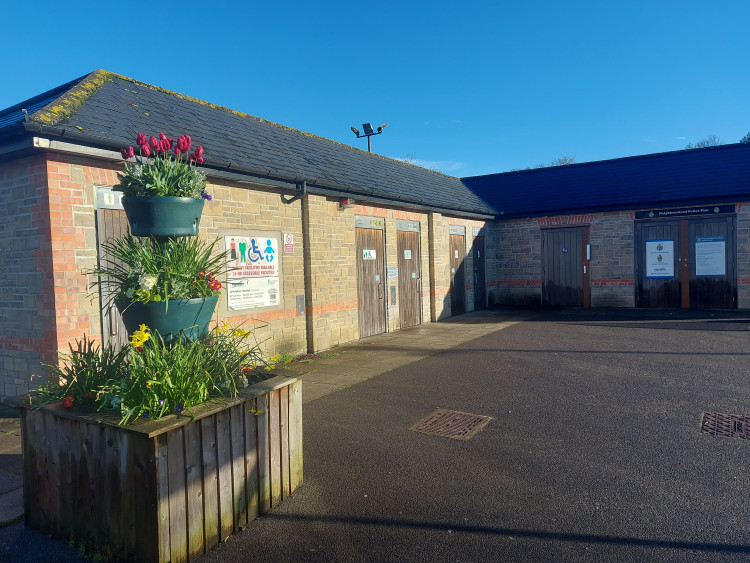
2,308,750,561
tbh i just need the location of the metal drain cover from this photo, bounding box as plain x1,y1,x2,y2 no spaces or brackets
411,409,491,440
701,412,750,440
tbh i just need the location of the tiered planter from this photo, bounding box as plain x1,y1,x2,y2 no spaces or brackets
116,296,218,343
20,376,302,563
122,196,205,237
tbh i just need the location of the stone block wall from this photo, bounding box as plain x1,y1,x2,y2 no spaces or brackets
589,211,635,307
202,181,308,357
491,218,542,306
736,203,750,308
304,195,358,351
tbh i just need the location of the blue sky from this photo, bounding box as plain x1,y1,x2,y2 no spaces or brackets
2,1,749,177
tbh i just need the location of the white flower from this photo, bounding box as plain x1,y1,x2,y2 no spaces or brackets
125,288,135,298
140,274,158,291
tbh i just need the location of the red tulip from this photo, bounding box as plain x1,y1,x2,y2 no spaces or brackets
120,148,129,160
140,143,151,157
149,136,159,150
136,132,147,146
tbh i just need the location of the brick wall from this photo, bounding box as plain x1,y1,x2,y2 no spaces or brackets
0,156,52,397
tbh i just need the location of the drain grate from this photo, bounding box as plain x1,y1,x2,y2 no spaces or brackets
700,412,750,440
411,409,491,440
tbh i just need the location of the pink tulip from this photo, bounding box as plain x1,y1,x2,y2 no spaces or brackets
149,136,159,150
136,132,147,146
140,143,151,157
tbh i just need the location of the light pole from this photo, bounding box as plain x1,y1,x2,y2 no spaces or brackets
350,122,388,152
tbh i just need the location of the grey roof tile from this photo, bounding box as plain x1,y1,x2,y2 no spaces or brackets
0,70,496,216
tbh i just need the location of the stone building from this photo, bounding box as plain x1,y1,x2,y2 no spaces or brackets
3,70,750,400
0,70,496,398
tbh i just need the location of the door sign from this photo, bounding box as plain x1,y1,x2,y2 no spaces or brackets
646,239,674,278
363,249,376,260
404,249,412,260
695,236,726,277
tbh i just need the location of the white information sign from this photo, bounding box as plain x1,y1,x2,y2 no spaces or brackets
695,236,726,277
225,235,280,310
646,239,674,278
363,249,376,260
227,277,279,309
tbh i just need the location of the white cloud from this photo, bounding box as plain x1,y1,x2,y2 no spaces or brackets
394,157,465,174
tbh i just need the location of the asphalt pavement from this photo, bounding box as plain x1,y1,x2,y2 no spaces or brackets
3,308,750,562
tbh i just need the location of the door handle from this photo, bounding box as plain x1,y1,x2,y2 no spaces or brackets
377,282,384,299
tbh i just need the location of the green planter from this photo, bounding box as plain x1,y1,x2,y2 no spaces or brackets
116,296,218,342
122,196,205,237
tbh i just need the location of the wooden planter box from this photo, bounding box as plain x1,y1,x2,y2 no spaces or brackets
18,376,302,562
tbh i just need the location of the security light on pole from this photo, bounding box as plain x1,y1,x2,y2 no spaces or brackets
351,122,388,152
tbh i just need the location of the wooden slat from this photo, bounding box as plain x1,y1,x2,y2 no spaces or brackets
105,425,125,556
20,409,33,528
230,404,247,529
184,420,205,561
118,429,136,560
215,410,234,541
167,428,188,563
92,425,110,549
244,398,259,521
257,394,271,513
280,386,290,499
156,434,171,563
200,417,220,551
288,380,303,493
82,419,100,545
132,434,159,563
268,389,281,506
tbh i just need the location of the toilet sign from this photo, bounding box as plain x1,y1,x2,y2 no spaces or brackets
363,249,376,260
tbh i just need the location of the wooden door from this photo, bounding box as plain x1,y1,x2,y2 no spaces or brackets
397,230,421,328
634,221,681,308
542,227,588,308
472,236,486,310
356,227,386,338
97,208,130,350
688,216,737,309
449,234,466,315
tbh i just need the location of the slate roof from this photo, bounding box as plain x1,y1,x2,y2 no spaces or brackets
462,143,750,219
0,70,497,217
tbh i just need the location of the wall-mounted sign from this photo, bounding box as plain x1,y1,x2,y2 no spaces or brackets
363,249,376,260
646,239,674,278
387,266,398,279
404,249,412,260
396,220,420,232
225,234,280,310
355,216,384,229
695,236,726,277
283,233,294,253
449,225,466,235
635,205,735,220
227,277,279,309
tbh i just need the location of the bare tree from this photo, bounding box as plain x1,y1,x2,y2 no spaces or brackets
740,132,750,144
685,135,722,149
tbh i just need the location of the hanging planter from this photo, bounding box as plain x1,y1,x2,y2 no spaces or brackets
116,296,218,342
115,132,211,237
122,195,205,237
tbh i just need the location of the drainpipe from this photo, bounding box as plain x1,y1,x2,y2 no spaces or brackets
280,181,307,205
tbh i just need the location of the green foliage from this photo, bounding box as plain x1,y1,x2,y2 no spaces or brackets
37,325,272,425
91,236,229,306
38,337,128,407
116,154,207,198
740,132,750,144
